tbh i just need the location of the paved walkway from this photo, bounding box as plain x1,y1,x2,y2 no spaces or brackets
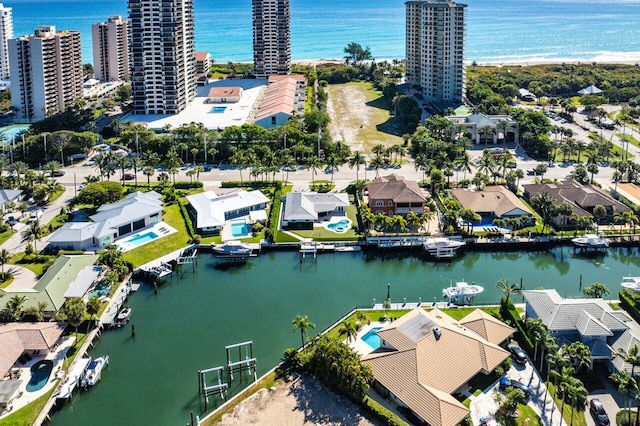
2,265,38,290
471,352,567,426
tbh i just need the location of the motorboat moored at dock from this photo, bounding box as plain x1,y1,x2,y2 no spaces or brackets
114,307,132,327
424,237,466,258
571,234,609,249
212,241,253,256
81,356,109,388
622,276,640,291
56,357,91,400
442,281,484,302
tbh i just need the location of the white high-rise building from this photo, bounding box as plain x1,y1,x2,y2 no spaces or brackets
128,0,196,114
92,16,129,82
0,3,13,81
252,0,290,78
9,26,83,121
406,0,466,105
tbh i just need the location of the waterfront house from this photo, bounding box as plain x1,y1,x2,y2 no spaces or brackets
48,191,163,250
365,174,426,216
452,185,533,223
186,189,269,235
523,180,630,226
0,322,66,401
445,113,519,144
253,75,306,129
523,289,640,373
0,255,100,317
281,192,350,229
362,308,514,426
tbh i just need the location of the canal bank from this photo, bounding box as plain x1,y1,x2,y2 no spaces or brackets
48,247,640,425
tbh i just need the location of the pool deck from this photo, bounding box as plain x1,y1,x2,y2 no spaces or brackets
349,322,386,356
0,336,74,419
115,222,177,252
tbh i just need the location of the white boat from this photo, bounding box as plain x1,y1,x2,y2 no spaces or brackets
335,245,362,252
114,307,132,327
56,357,91,399
622,276,640,291
423,237,466,257
81,356,109,388
571,234,609,248
212,240,252,256
442,281,484,298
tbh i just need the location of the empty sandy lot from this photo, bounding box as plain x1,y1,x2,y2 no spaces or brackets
326,82,403,153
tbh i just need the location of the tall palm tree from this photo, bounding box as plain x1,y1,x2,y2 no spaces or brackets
24,301,48,322
525,318,547,361
338,320,358,343
130,156,143,187
21,219,43,257
64,298,86,340
496,278,522,304
292,315,315,347
306,155,321,183
142,166,155,189
556,201,573,235
0,248,9,281
610,369,638,426
348,151,366,182
566,377,588,426
2,295,27,321
531,192,555,232
617,343,640,378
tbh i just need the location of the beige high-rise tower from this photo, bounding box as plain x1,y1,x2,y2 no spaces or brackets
92,16,129,82
9,26,83,121
128,0,196,114
0,4,13,81
406,0,466,105
252,0,290,78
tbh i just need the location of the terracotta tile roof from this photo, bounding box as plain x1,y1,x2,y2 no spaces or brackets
207,87,242,98
458,309,516,344
0,322,66,375
363,308,512,426
452,186,532,218
255,76,304,122
365,174,425,204
194,52,210,61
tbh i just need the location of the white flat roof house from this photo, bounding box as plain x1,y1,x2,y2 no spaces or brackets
48,191,163,250
281,192,349,227
186,189,270,234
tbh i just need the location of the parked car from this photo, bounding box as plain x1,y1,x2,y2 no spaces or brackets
507,343,527,364
5,216,17,226
499,377,530,397
589,398,610,426
480,415,501,426
51,170,65,177
122,173,135,181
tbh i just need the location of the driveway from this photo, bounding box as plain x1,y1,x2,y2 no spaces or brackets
471,351,567,426
585,365,623,426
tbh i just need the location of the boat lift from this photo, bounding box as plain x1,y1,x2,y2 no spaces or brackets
226,341,257,383
197,366,228,410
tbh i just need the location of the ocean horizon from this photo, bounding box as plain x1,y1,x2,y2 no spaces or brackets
6,0,640,65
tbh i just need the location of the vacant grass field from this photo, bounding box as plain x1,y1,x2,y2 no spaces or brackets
326,82,403,153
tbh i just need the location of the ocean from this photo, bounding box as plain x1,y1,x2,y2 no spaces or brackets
7,0,640,65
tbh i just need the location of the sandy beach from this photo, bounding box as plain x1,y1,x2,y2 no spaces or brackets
217,374,378,426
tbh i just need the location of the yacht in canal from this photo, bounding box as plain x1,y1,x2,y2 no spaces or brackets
423,237,466,258
571,234,609,249
81,356,109,389
211,240,253,256
442,281,484,302
622,276,640,291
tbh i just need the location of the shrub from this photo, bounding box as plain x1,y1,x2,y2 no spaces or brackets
76,181,124,206
173,181,203,189
361,397,406,426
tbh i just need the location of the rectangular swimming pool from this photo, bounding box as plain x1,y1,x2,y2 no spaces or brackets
361,327,382,350
117,231,160,251
231,221,250,238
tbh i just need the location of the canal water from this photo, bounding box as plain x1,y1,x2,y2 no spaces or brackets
50,247,640,425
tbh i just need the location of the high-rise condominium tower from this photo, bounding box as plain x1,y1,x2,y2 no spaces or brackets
0,3,13,81
252,0,290,78
9,26,83,121
128,0,196,114
406,0,466,105
92,15,130,82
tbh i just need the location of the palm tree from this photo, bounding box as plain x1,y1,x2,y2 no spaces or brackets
582,282,610,298
338,320,358,343
348,151,366,182
566,377,588,426
563,341,592,373
292,315,315,347
525,318,547,361
130,156,143,187
24,301,48,322
496,278,522,304
306,155,321,183
64,298,86,340
2,295,27,321
142,166,155,189
456,151,473,181
21,219,43,257
610,369,638,426
0,248,9,281
617,343,640,378
43,160,62,177
556,201,573,235
531,192,555,232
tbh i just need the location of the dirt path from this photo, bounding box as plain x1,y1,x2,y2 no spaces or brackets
217,374,377,426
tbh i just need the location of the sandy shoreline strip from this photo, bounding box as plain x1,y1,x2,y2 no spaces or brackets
293,57,640,67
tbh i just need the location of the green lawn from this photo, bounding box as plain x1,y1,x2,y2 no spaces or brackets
547,382,587,426
517,403,543,426
0,388,55,426
122,203,192,267
288,205,360,241
0,228,14,246
0,274,14,289
618,132,640,149
9,253,55,277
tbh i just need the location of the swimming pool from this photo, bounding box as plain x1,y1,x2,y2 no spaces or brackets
231,221,251,238
211,106,227,113
26,360,54,392
361,327,382,350
117,230,160,251
89,282,111,299
326,219,351,233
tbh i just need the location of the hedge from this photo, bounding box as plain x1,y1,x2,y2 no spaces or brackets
177,201,195,239
499,298,535,355
266,186,283,242
361,396,407,426
221,181,280,189
620,290,640,324
173,181,203,189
